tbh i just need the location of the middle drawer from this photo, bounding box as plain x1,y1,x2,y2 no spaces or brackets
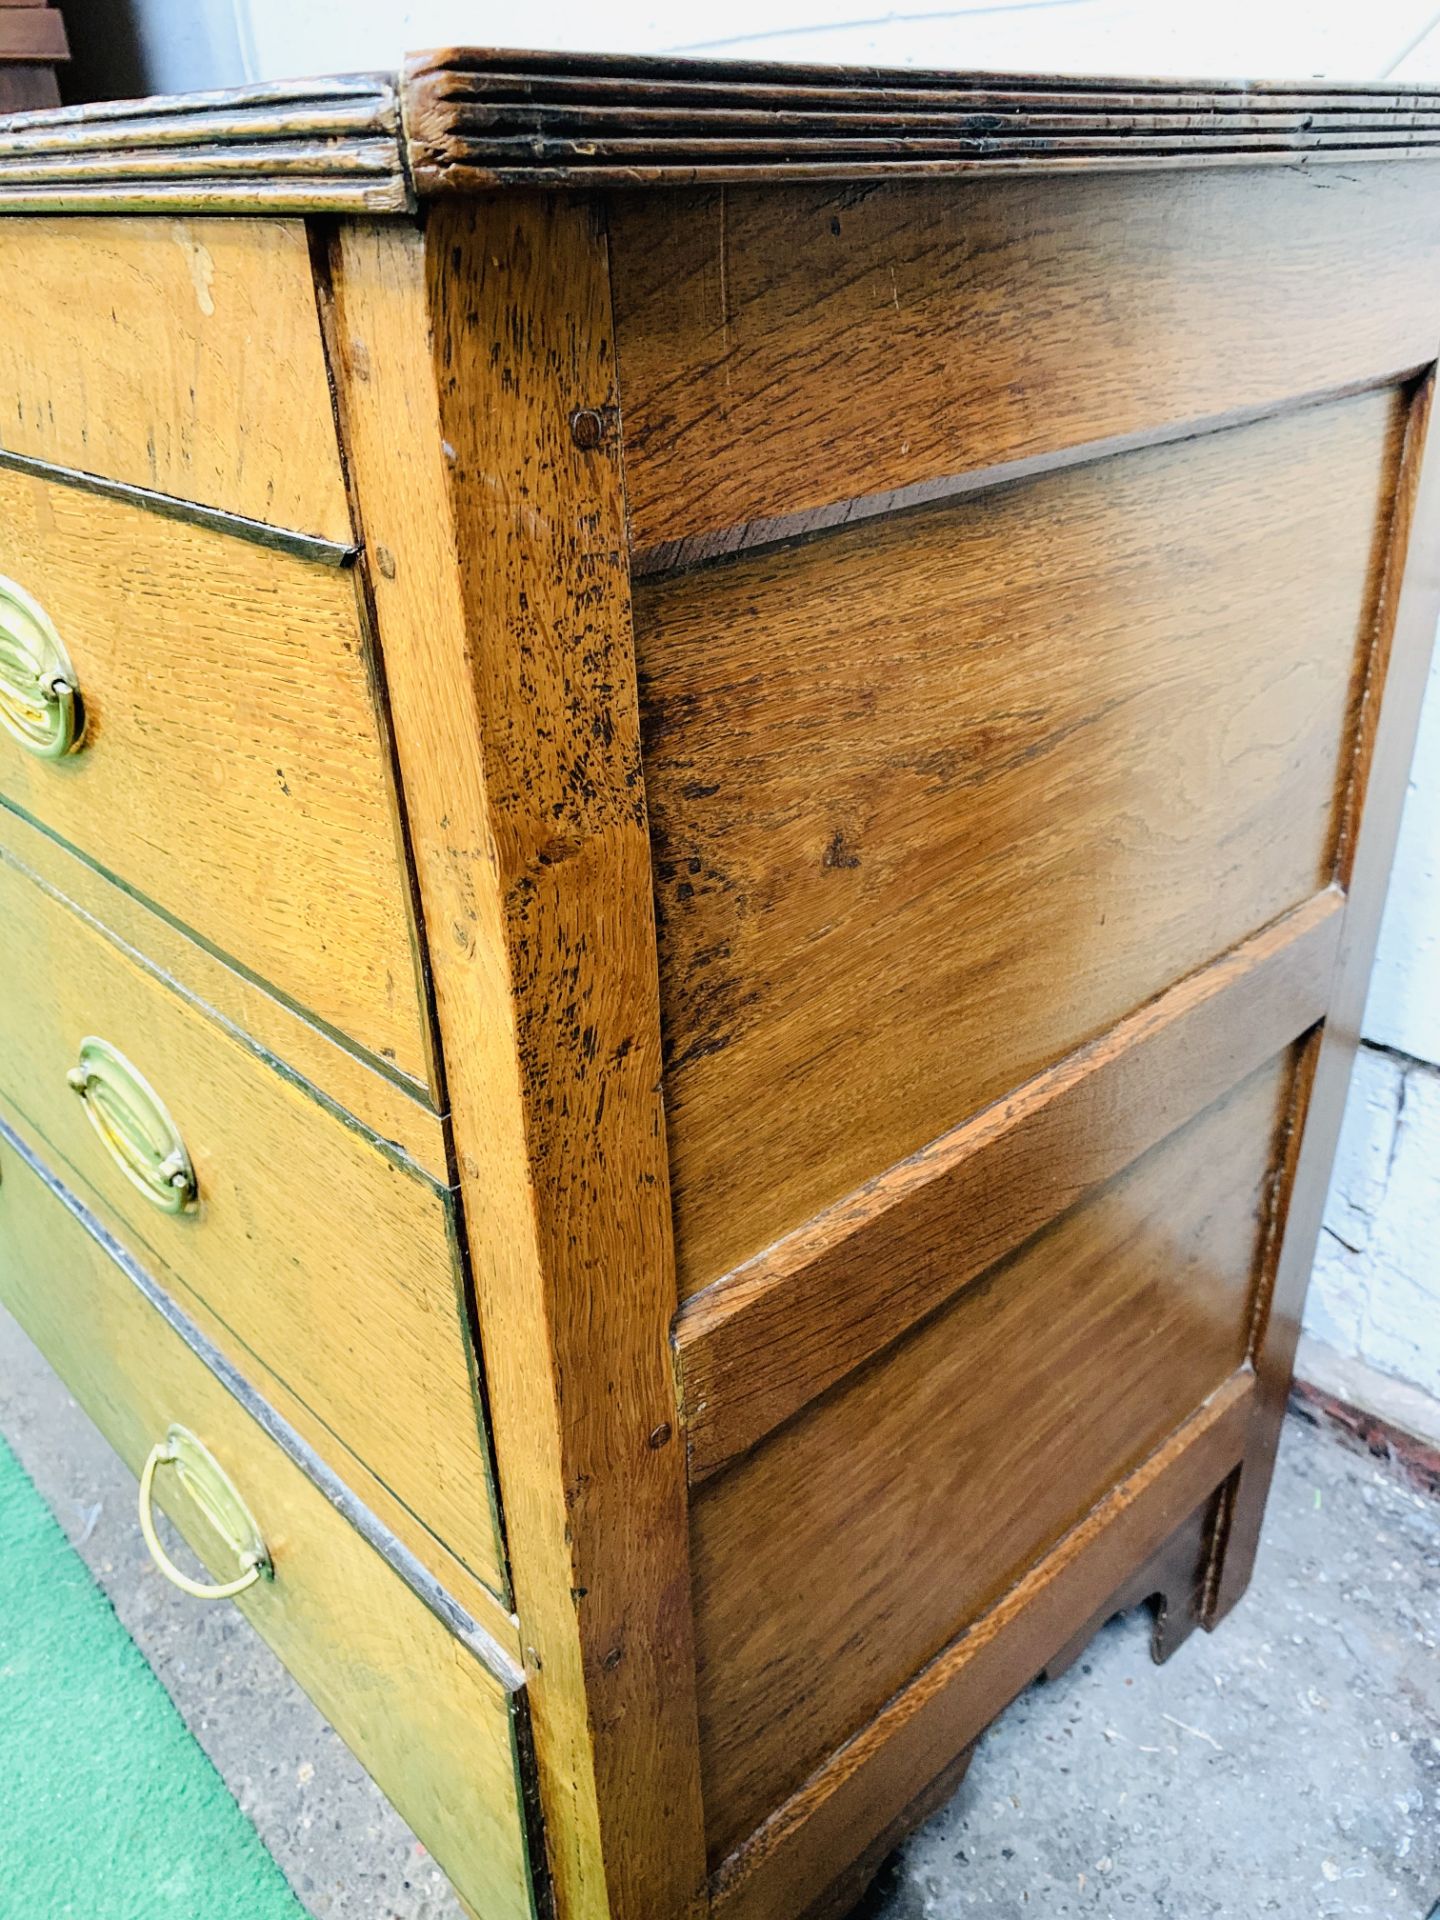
0,836,506,1598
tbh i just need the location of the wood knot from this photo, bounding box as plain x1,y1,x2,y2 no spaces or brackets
570,407,606,451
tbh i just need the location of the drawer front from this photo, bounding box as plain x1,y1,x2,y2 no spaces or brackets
0,1114,538,1920
0,457,433,1087
0,839,505,1598
0,216,350,542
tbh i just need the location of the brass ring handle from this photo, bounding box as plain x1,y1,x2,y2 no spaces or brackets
138,1426,271,1602
0,573,83,759
67,1037,197,1213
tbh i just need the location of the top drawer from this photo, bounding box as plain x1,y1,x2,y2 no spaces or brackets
0,461,432,1087
0,217,349,542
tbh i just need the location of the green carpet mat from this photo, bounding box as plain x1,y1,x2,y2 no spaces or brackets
0,1433,306,1920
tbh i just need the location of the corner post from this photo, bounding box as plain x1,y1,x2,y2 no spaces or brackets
326,198,708,1920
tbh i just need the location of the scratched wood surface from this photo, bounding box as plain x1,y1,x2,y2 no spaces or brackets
0,459,434,1089
0,1109,537,1920
639,388,1402,1291
403,51,1440,192
0,836,506,1598
0,79,410,214
609,166,1440,565
691,1057,1289,1862
0,64,1429,1920
330,207,708,1920
15,58,1440,211
0,216,350,536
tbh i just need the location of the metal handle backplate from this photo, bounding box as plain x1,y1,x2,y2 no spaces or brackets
0,573,82,759
67,1037,197,1212
138,1424,271,1601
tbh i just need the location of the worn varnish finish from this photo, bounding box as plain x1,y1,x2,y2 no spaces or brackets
0,1111,538,1920
0,802,448,1178
610,169,1440,565
0,217,351,537
403,50,1440,189
639,391,1400,1289
327,207,707,1920
0,459,433,1087
0,78,410,212
0,53,1435,1920
29,61,1440,214
0,838,505,1597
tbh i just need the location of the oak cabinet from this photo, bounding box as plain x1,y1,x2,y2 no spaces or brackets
0,52,1437,1920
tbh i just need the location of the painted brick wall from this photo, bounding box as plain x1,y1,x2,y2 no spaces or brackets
1300,649,1440,1445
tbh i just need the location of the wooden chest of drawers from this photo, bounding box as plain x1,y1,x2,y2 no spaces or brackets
1,53,1437,1920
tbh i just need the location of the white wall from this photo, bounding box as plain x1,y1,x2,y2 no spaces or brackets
212,1,1440,88
75,0,1440,90
83,0,1440,1441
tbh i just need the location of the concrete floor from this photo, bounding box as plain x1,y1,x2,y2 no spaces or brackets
870,1402,1440,1920
2,1302,1437,1920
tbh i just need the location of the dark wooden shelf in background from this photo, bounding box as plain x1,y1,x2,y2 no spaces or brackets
0,1,65,113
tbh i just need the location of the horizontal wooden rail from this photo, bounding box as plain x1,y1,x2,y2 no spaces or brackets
676,890,1342,1482
629,370,1420,580
709,1370,1255,1920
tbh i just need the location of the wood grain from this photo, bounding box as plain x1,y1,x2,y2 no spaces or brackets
13,58,1440,212
0,801,446,1178
329,208,707,1920
677,888,1341,1481
691,1059,1288,1860
0,1111,537,1920
638,389,1401,1289
609,166,1440,558
404,51,1440,191
0,839,505,1598
0,78,410,214
0,215,350,536
0,459,433,1088
1211,373,1440,1619
709,1372,1255,1920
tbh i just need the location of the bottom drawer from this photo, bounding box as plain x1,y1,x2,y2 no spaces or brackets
0,1108,542,1920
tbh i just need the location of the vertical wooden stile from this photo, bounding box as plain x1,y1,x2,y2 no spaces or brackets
326,201,708,1920
1210,369,1440,1620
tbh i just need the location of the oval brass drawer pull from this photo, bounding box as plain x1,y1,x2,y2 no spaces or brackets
138,1424,271,1601
66,1037,197,1212
0,573,82,759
